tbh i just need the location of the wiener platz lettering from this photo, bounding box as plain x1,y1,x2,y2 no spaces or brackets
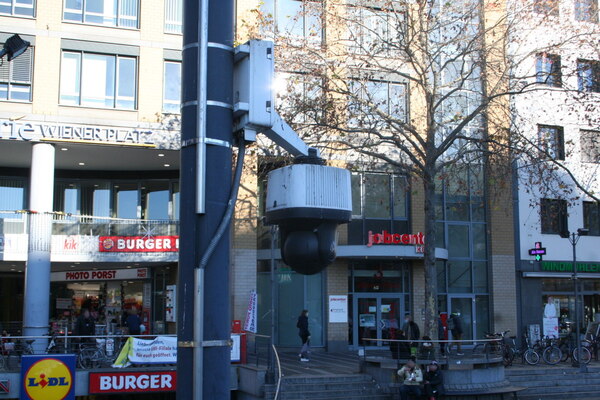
99,236,179,252
89,371,176,394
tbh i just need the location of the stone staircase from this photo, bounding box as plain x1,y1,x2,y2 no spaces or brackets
263,374,390,400
506,365,600,399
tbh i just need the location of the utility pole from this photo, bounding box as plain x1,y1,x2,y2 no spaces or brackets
177,0,234,398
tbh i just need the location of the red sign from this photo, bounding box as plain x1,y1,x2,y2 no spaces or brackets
99,236,179,252
366,230,425,247
88,371,176,394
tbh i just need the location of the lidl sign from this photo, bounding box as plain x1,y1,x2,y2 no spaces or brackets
21,355,75,400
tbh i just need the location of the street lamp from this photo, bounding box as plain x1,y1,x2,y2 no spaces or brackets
560,227,589,373
0,34,30,62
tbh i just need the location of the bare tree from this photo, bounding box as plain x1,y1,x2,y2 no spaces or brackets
239,0,600,338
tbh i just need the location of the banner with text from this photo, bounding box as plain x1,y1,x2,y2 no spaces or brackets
112,337,177,368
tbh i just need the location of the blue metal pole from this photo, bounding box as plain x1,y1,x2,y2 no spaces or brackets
178,0,234,398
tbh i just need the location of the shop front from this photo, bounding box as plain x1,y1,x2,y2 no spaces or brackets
519,260,600,339
50,267,153,335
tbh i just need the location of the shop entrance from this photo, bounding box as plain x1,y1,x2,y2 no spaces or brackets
352,294,405,348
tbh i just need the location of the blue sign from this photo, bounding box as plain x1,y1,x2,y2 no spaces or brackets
21,354,76,400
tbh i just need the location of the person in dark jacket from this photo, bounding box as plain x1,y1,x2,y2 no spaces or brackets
423,360,444,400
438,314,447,356
449,312,464,355
124,307,142,335
296,310,310,361
401,314,420,354
75,308,95,345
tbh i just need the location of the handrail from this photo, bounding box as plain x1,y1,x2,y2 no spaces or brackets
272,344,282,400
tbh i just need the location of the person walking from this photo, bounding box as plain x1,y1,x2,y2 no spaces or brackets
124,307,142,336
448,312,464,355
402,313,420,355
397,358,423,400
296,309,310,362
438,314,447,356
75,308,95,345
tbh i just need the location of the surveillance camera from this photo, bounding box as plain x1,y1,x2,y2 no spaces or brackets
265,158,351,275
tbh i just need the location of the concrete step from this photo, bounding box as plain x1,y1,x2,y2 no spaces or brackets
519,392,600,400
263,374,385,400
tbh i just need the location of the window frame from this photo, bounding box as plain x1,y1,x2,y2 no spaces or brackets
347,78,408,128
63,0,140,29
533,0,559,16
346,5,406,54
163,60,181,114
577,59,600,93
59,50,138,110
536,53,562,87
0,0,35,18
580,129,600,163
583,201,600,236
0,45,33,102
538,124,565,160
540,198,568,235
574,0,598,22
164,0,182,34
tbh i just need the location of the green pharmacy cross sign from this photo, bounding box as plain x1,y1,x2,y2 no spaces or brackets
528,242,546,261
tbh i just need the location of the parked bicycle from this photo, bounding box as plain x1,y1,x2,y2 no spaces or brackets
472,330,514,366
558,334,591,365
541,336,562,365
77,337,120,369
508,334,540,365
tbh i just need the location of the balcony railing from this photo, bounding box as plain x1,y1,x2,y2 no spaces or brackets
0,210,179,236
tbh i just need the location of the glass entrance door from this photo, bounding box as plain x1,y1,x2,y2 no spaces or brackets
449,296,475,343
353,294,404,348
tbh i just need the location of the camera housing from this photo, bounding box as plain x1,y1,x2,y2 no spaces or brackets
265,153,352,275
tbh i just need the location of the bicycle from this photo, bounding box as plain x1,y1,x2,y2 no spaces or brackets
472,330,514,366
558,334,591,365
541,336,562,365
510,334,540,365
77,337,120,369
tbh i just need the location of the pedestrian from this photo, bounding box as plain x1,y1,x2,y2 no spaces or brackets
438,314,447,356
397,358,423,400
296,309,310,362
124,307,142,336
448,311,464,355
401,313,420,355
423,360,444,400
75,308,95,345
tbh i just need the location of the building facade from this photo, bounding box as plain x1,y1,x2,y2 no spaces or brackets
0,0,184,337
510,0,600,339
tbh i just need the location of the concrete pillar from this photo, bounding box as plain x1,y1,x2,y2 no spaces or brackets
23,143,55,348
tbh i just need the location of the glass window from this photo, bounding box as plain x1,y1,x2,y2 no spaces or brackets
534,0,559,15
63,0,139,28
581,130,600,163
164,0,182,33
348,80,408,127
60,51,137,110
163,61,181,113
577,59,600,93
540,198,568,235
0,0,34,16
348,6,405,53
114,183,138,219
92,183,110,216
447,260,471,293
472,224,487,259
172,182,180,220
275,72,323,124
351,173,362,216
445,166,470,221
54,182,80,214
538,125,564,160
437,261,446,293
473,261,487,292
363,173,390,219
536,53,562,87
583,201,600,236
274,0,322,41
392,175,407,219
447,224,470,258
0,178,26,211
142,182,170,220
575,0,598,22
0,46,33,102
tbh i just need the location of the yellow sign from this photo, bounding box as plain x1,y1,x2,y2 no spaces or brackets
23,358,73,400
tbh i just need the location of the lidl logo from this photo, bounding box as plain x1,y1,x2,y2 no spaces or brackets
21,355,75,400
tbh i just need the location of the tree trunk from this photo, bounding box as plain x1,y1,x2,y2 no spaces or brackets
422,169,438,340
